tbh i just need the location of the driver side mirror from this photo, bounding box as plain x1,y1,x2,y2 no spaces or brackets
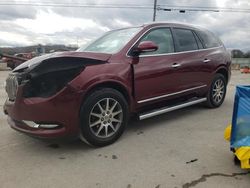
133,41,158,55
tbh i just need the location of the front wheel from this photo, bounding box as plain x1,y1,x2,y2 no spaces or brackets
206,74,227,108
79,88,128,147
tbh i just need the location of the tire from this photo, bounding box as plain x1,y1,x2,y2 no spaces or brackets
79,88,128,147
206,73,227,108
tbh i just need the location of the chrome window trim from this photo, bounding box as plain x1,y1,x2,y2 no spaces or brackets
137,85,207,104
135,46,222,58
126,25,223,58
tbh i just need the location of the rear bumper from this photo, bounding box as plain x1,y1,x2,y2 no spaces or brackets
4,86,84,139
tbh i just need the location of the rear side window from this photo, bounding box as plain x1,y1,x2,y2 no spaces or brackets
139,28,174,55
196,30,221,48
173,28,199,52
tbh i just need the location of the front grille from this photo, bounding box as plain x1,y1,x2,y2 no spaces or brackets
5,74,18,101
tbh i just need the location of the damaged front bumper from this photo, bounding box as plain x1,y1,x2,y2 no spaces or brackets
3,84,84,139
3,52,108,140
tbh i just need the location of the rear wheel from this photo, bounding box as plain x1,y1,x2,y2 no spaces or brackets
206,74,227,108
79,88,128,147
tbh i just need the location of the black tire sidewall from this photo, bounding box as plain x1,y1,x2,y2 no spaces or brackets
80,88,128,147
207,74,226,108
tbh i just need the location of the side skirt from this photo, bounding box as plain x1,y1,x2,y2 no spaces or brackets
139,97,207,120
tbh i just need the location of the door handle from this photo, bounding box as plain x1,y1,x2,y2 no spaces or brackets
172,63,181,68
203,59,211,63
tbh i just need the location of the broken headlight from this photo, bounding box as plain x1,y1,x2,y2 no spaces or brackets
20,56,104,98
23,67,83,98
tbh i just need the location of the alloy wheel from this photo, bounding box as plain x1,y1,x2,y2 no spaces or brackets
212,79,225,104
89,98,123,139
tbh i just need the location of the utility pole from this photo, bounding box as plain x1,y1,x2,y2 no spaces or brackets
153,0,157,21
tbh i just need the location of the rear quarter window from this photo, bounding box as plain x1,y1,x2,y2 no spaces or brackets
195,30,222,48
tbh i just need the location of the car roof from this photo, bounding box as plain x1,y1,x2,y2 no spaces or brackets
111,22,206,34
141,22,204,31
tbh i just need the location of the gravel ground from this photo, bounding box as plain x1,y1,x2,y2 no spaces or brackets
0,63,250,188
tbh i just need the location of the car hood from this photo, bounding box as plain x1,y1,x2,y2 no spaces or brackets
14,51,112,72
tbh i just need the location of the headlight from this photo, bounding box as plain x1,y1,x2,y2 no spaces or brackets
23,67,83,98
18,56,102,98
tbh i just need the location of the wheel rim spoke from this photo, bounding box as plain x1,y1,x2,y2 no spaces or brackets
215,82,219,88
110,101,118,112
112,117,122,123
90,120,101,127
97,102,105,113
215,96,218,103
219,85,225,90
109,123,116,131
219,80,223,87
105,126,108,137
218,95,222,101
90,112,102,118
106,98,110,111
112,110,122,116
96,125,104,136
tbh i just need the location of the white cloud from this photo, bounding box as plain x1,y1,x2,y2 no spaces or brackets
0,31,32,46
113,19,132,28
15,10,109,34
216,0,228,7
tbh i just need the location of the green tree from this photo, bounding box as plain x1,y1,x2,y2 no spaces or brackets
231,49,244,58
244,51,250,58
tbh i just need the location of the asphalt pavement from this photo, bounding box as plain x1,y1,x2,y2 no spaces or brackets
0,63,250,188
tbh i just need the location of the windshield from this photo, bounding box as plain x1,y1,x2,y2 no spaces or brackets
77,27,141,54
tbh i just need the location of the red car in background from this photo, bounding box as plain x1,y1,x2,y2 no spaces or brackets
4,23,231,147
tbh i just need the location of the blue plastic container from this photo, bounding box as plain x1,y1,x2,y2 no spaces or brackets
231,86,250,148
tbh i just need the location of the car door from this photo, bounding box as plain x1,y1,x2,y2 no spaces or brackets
194,29,227,86
130,27,184,104
170,28,212,92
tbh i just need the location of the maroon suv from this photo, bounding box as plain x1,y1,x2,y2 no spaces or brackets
4,23,231,146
